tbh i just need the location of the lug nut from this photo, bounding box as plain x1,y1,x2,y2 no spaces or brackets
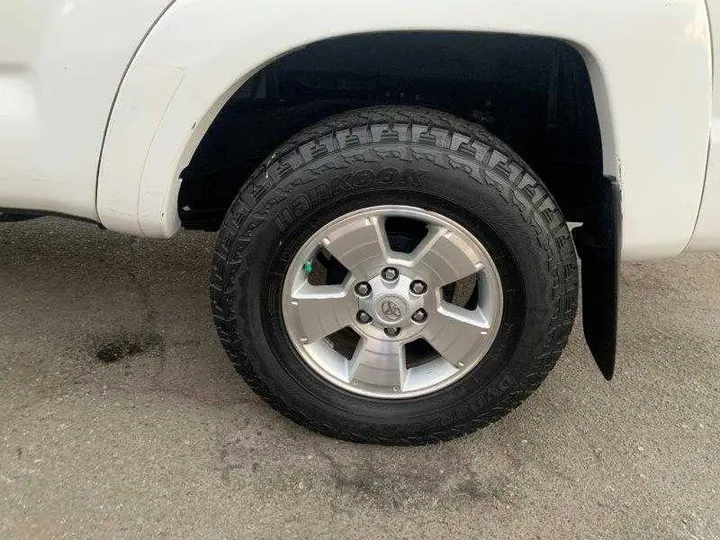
355,282,371,297
384,327,401,337
381,267,399,281
410,280,427,295
411,309,427,323
356,310,372,324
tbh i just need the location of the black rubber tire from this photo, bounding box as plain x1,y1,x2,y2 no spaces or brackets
210,105,578,445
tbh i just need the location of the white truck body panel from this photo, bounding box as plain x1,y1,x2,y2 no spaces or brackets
0,0,173,220
0,1,717,260
688,0,720,251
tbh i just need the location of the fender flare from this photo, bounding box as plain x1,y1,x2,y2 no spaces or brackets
97,0,710,260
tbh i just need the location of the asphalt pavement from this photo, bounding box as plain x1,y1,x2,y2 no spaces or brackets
1,217,718,539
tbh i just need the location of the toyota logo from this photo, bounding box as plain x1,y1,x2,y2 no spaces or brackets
380,300,402,321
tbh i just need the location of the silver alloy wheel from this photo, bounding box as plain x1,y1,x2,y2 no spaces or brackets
282,205,503,399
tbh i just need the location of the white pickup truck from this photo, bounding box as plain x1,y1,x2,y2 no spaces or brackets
1,1,718,444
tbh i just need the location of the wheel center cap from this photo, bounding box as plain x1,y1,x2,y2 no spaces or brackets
377,296,406,323
357,273,425,331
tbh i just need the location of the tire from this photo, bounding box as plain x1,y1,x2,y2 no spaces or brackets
210,105,578,444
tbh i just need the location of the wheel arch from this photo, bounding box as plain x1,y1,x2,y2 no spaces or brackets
97,0,627,239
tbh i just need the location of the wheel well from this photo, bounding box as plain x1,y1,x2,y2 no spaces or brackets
179,32,604,230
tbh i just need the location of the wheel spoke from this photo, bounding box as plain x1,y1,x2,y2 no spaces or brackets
409,225,484,287
290,283,353,343
321,215,391,279
424,302,491,368
348,336,407,391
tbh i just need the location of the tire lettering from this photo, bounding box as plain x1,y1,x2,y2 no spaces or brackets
275,168,426,231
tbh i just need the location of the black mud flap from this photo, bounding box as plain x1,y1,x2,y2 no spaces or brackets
572,177,621,380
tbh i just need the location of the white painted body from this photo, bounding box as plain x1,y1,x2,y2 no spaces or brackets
0,0,172,220
688,1,720,251
0,0,718,259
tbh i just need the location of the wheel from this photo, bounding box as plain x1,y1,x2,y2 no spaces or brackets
211,105,578,444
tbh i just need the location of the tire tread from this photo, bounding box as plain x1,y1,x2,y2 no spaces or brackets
210,105,578,444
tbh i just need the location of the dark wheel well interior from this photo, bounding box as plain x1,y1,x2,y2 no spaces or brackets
179,32,604,230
